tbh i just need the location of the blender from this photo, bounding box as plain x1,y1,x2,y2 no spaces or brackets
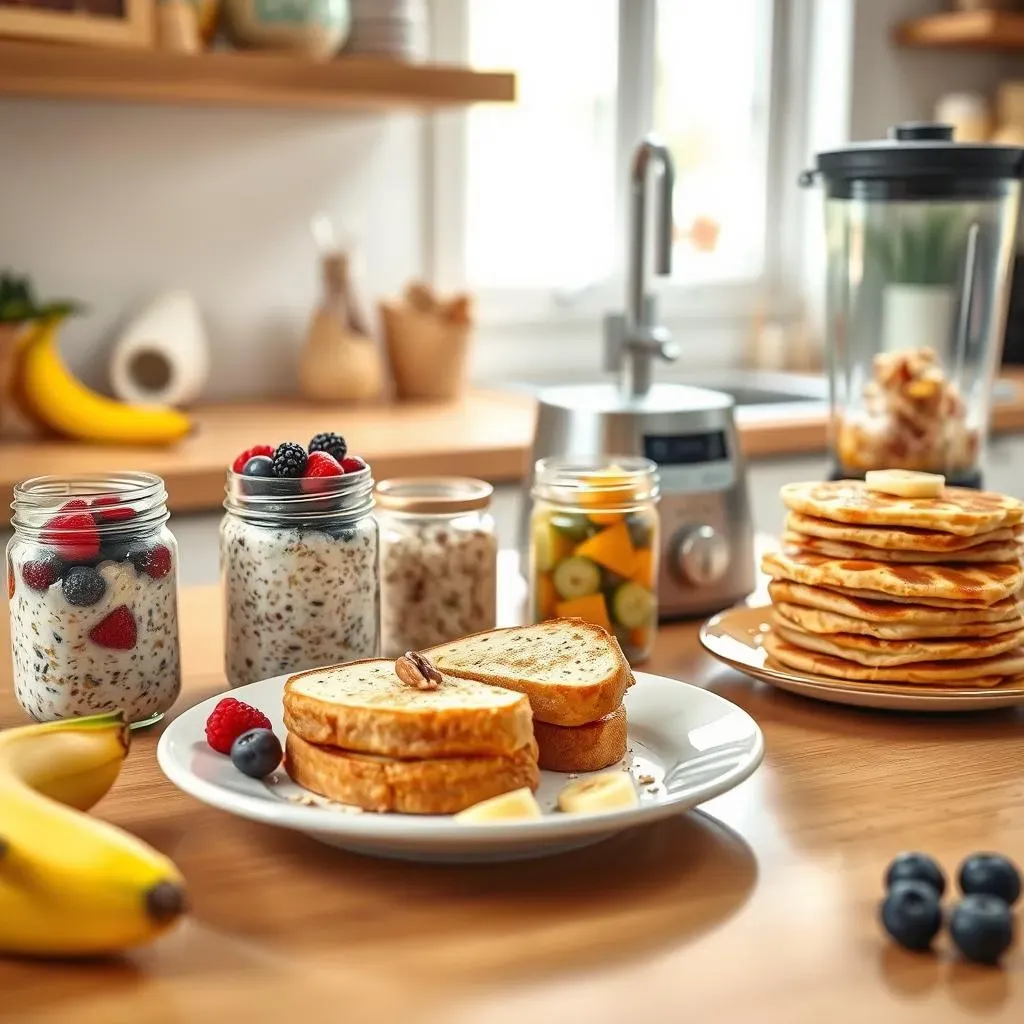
801,122,1024,487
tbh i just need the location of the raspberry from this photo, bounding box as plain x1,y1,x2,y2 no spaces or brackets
88,606,137,650
59,499,90,512
232,444,274,475
90,495,137,524
341,455,367,473
129,543,173,580
40,512,99,563
271,442,307,478
21,552,63,592
308,432,348,462
205,698,273,755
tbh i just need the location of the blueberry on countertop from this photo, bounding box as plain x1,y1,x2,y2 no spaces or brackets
61,566,107,607
230,728,283,779
958,853,1021,907
880,880,943,952
885,851,947,898
949,894,1014,965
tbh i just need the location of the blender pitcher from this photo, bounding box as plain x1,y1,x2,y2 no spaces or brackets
802,123,1024,487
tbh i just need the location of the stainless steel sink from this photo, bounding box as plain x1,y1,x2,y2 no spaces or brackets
499,370,1018,417
501,370,828,419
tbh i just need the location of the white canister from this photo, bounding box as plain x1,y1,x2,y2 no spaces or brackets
881,284,955,354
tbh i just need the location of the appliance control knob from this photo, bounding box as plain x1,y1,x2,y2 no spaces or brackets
674,525,731,586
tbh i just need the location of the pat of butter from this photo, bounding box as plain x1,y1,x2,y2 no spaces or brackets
865,470,945,499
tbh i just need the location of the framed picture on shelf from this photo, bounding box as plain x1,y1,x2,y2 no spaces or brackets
0,0,153,48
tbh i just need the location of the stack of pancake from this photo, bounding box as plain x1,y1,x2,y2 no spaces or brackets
761,479,1024,687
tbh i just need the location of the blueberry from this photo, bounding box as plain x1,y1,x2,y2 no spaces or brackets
99,539,136,564
242,455,275,478
230,728,282,779
949,894,1014,965
880,880,943,952
958,853,1021,906
885,851,946,898
61,566,107,607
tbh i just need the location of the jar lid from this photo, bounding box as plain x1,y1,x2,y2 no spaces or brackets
375,477,493,514
804,122,1024,200
532,456,660,505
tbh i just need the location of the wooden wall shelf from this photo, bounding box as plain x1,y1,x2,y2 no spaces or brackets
894,9,1024,50
0,41,516,112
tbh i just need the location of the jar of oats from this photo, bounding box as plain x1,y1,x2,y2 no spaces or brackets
376,477,497,657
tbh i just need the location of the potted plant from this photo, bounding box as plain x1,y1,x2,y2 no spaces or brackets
866,210,967,353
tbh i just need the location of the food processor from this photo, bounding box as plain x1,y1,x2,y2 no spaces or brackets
801,122,1024,487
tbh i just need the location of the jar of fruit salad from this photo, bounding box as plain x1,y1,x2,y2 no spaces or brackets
376,477,497,657
530,456,660,665
6,473,181,725
221,437,379,687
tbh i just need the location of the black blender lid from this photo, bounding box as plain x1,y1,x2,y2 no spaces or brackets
805,123,1024,199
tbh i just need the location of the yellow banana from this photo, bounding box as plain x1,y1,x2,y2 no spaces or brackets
16,316,191,445
0,712,187,957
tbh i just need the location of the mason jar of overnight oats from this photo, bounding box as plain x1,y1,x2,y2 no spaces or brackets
376,477,498,658
6,473,181,725
220,461,379,688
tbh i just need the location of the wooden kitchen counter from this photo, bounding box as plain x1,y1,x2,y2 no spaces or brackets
2,585,1023,1023
5,375,1024,523
0,390,538,524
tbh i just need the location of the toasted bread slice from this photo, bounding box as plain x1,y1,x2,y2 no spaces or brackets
533,704,628,773
425,619,633,727
284,659,534,759
285,733,540,814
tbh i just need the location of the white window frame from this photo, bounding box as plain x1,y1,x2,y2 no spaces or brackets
425,0,813,336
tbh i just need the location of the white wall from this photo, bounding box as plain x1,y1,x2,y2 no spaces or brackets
2,2,1019,403
849,0,1019,141
0,100,424,400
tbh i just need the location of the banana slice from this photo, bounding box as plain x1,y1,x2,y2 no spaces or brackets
865,469,945,499
557,771,639,815
454,787,542,823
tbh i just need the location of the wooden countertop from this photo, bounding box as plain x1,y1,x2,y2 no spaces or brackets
0,390,538,525
3,374,1024,523
2,582,1022,1022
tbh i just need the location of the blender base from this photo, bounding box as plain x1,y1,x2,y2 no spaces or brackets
828,466,983,490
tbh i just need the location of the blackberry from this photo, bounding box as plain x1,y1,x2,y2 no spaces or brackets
271,442,308,478
308,432,348,462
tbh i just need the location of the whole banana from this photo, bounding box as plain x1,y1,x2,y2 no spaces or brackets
0,712,187,957
14,316,191,445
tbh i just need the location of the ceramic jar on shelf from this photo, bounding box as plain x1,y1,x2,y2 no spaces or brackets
225,0,351,60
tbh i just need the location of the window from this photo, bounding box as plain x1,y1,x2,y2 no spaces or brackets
430,0,797,328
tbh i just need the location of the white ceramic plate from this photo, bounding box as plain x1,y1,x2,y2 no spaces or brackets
157,672,763,863
701,604,1024,712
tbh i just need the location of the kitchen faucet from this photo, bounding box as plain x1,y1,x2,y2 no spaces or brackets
604,135,680,400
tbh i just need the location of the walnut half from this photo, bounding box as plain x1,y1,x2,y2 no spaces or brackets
395,650,443,691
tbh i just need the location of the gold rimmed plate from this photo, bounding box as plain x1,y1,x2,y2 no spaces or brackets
700,604,1024,712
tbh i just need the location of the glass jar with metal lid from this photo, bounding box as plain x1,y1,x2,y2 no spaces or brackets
221,464,379,688
376,477,497,658
7,472,181,725
530,456,660,666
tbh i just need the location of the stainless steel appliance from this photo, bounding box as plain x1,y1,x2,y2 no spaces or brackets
520,136,756,619
801,122,1024,488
